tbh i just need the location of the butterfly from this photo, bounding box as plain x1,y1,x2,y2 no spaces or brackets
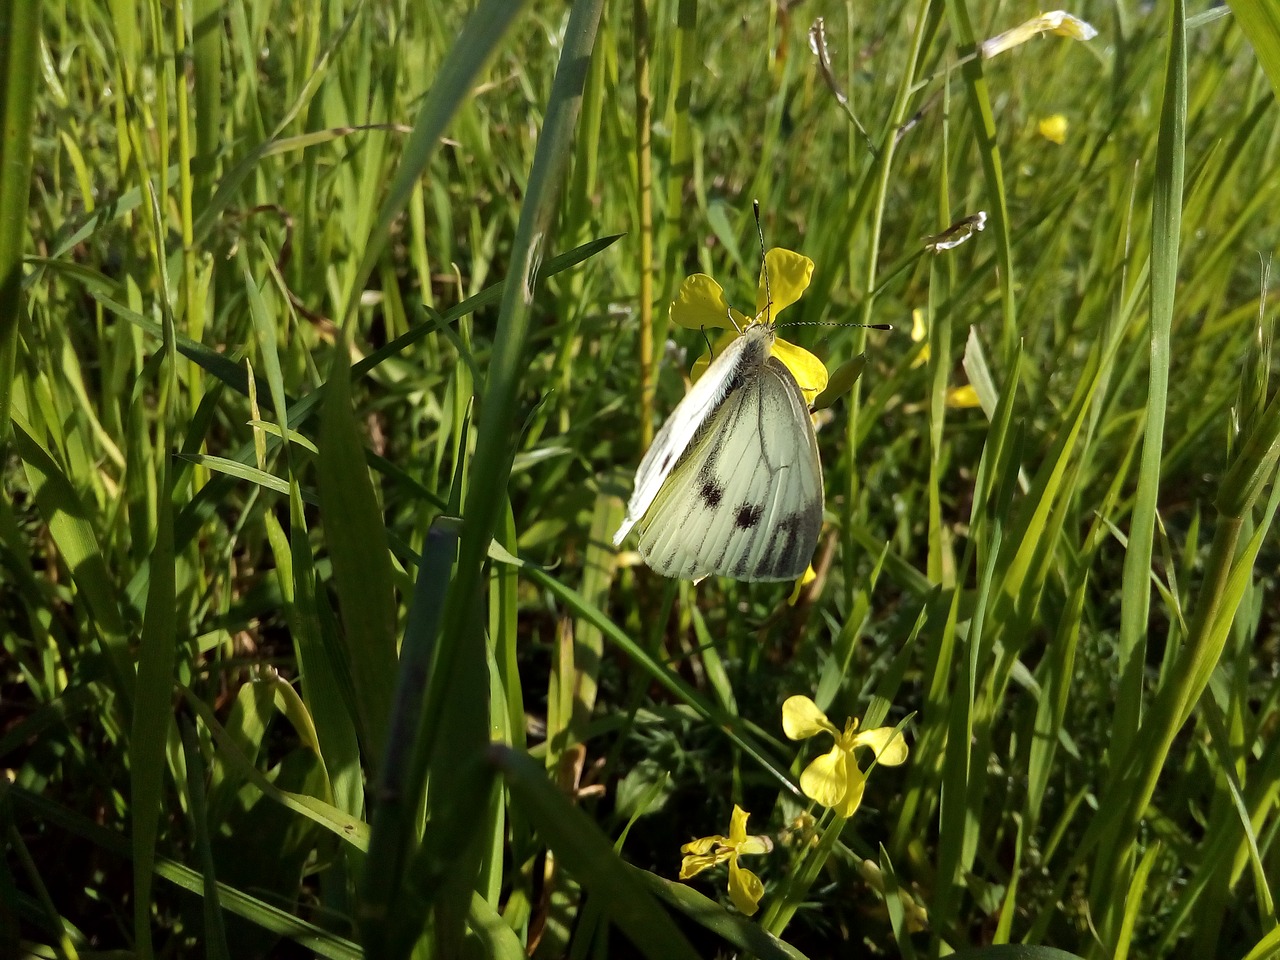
613,242,826,582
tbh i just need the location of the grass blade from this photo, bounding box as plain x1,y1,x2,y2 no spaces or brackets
0,0,40,437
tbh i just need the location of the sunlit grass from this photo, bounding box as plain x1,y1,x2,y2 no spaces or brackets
4,1,1280,958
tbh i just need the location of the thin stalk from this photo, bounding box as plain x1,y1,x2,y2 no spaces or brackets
634,0,655,448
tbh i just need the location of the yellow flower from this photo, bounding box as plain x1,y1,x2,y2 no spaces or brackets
910,308,930,368
679,804,774,916
1038,114,1068,144
672,248,829,405
782,695,908,818
946,384,982,409
980,11,1098,59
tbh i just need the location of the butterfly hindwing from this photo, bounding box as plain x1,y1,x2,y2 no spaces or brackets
635,355,822,582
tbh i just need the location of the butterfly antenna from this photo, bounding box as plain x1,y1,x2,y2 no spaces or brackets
784,320,895,331
753,199,773,324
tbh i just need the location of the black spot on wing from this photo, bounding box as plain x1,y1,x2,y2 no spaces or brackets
735,503,764,529
699,480,724,507
759,508,821,579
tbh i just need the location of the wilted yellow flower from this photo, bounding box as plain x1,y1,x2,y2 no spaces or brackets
780,811,819,848
679,804,774,915
782,695,908,818
981,11,1098,59
672,248,828,404
860,859,930,932
1038,114,1069,144
924,212,987,253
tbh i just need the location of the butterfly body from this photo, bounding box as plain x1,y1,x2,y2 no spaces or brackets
614,321,824,582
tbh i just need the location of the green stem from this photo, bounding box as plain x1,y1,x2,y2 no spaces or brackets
0,0,40,442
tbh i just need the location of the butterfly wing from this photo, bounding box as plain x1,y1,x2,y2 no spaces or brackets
613,333,757,546
635,356,823,581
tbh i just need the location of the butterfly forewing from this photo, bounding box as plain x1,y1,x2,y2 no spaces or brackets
634,355,823,582
612,332,758,547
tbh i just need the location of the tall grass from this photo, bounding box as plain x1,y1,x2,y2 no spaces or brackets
3,0,1280,958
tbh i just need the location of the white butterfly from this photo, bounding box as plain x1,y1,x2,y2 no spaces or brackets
613,266,824,582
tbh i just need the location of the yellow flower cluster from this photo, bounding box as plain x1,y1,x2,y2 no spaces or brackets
679,695,909,916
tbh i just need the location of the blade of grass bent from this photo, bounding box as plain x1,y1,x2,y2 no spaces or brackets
182,686,370,849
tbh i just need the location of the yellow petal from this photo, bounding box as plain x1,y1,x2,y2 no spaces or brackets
728,857,766,916
946,384,982,408
728,804,751,845
834,760,867,819
691,332,828,405
671,274,735,331
1038,114,1068,144
680,835,725,856
771,338,828,402
680,850,728,879
690,351,709,382
688,330,736,383
738,834,774,857
755,248,814,320
798,745,849,809
787,564,817,605
852,726,909,766
782,695,839,741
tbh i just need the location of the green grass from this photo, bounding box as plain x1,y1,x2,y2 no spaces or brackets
3,0,1280,957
